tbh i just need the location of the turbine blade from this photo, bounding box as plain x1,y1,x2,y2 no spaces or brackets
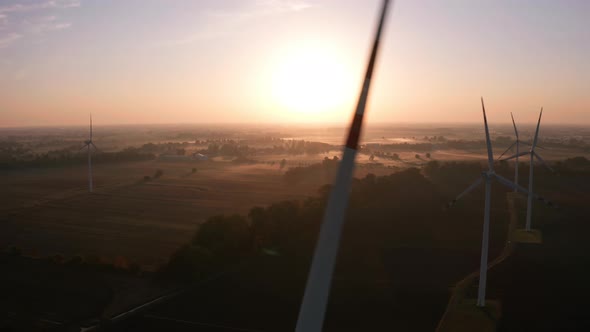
90,113,93,140
481,97,494,171
447,177,484,208
497,141,517,161
511,112,519,138
501,151,528,161
296,1,391,331
90,142,100,153
532,107,542,149
493,174,558,208
520,141,546,150
533,151,554,173
79,143,89,151
492,173,527,193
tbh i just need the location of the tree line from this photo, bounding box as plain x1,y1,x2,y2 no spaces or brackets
159,165,507,283
0,147,155,170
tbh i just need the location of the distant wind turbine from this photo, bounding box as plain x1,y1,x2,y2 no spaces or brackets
497,113,524,191
448,98,538,307
501,108,554,231
295,1,391,331
81,114,99,192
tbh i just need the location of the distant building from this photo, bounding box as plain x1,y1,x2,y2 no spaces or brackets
158,154,192,161
158,153,208,162
193,153,208,161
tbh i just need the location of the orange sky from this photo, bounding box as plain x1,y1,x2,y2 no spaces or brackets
0,0,588,127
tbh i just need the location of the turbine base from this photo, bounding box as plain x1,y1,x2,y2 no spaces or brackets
437,299,501,332
511,229,542,244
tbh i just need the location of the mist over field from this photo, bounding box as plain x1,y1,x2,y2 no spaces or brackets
0,122,589,331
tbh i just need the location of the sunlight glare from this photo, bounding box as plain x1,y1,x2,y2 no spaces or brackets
271,45,354,118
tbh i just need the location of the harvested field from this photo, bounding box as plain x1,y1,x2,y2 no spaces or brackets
0,161,320,269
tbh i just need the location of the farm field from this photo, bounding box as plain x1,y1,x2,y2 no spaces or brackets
0,160,325,269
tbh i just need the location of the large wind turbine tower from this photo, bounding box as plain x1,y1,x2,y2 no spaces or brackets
502,108,554,232
497,113,524,191
81,114,99,192
448,98,530,307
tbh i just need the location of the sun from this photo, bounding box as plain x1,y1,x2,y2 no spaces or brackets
270,45,354,118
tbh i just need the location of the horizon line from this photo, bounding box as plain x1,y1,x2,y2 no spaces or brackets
1,121,588,130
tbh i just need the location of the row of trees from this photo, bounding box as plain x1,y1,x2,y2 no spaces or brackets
3,247,141,275
160,165,506,283
198,140,333,158
283,156,340,185
202,142,255,157
364,137,590,156
0,147,156,169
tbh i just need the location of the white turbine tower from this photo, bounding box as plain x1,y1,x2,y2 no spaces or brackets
448,98,531,307
81,114,99,192
497,113,524,191
501,108,554,232
295,1,391,331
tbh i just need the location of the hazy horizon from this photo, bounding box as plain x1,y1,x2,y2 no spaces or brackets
1,0,588,127
2,119,590,130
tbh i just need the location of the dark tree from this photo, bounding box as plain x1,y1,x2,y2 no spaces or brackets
165,245,213,280
192,215,251,261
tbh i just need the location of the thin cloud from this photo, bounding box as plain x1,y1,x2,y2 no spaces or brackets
0,0,80,14
255,0,314,13
0,32,21,48
209,0,315,19
53,22,70,29
161,0,317,47
25,15,72,34
0,0,79,48
50,0,81,9
0,14,8,30
32,21,72,33
26,15,57,22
